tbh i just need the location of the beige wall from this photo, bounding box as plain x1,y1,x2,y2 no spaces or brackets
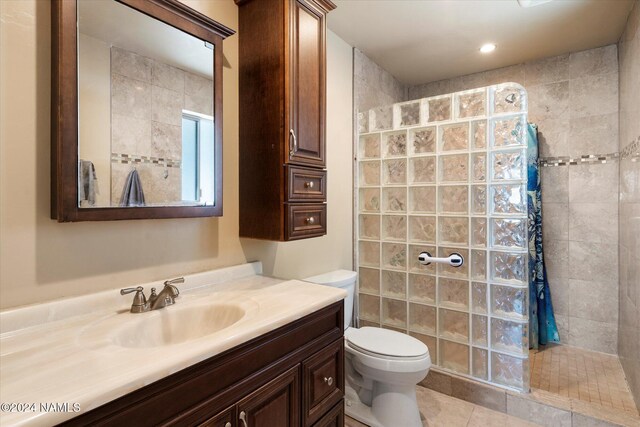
618,0,640,408
0,0,353,309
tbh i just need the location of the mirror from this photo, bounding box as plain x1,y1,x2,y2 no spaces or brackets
51,0,234,221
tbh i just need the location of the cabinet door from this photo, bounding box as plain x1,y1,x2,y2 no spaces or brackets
237,365,300,427
288,0,326,167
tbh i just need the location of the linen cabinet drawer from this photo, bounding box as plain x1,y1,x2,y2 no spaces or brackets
287,166,327,202
286,204,326,240
302,339,344,426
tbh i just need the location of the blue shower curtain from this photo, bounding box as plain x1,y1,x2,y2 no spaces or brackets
527,123,560,348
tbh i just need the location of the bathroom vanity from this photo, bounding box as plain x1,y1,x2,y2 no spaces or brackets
0,264,346,426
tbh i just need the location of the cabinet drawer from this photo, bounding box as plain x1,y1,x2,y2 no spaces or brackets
303,339,344,426
287,166,327,201
286,204,326,240
199,405,235,427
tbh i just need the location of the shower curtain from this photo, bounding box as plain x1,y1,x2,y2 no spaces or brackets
528,123,560,348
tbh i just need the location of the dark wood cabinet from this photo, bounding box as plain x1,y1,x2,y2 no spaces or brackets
236,0,335,241
59,302,344,427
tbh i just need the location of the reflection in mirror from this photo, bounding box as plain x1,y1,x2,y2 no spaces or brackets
77,0,214,208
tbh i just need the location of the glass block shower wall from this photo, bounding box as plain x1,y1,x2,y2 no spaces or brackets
355,83,531,392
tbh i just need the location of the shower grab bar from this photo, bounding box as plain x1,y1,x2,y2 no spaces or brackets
418,252,464,267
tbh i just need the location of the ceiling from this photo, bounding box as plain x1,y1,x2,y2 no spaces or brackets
328,0,635,86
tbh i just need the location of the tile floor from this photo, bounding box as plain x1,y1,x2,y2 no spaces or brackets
345,387,540,427
530,344,639,416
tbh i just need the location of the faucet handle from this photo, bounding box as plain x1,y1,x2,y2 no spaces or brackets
120,286,148,313
163,277,184,286
120,286,144,295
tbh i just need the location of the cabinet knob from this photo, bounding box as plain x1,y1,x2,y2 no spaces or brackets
324,376,333,386
305,217,315,225
304,181,314,189
239,411,248,427
224,423,232,427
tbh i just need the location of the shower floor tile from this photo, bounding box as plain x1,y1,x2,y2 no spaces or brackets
530,344,639,416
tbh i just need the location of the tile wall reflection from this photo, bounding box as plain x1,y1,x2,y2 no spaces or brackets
357,84,530,391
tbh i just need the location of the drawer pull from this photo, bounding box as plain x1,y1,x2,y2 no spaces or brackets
239,410,248,427
305,217,315,225
304,181,314,189
225,423,232,427
324,376,333,386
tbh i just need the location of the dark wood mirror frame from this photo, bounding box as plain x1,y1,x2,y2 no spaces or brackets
51,0,234,222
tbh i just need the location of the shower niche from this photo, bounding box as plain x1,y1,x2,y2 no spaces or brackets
355,83,531,392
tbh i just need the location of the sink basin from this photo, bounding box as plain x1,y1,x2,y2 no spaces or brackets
112,304,246,348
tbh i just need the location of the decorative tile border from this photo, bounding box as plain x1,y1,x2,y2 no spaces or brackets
540,136,640,166
111,153,181,168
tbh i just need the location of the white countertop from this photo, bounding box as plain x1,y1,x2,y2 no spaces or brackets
0,263,347,426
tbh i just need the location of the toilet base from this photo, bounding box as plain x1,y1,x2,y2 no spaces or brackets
344,382,423,427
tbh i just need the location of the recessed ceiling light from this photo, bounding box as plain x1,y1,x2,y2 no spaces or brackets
480,43,496,53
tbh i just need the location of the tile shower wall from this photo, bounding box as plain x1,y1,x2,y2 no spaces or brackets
357,84,530,391
354,49,407,112
618,0,640,409
110,47,213,205
408,45,620,354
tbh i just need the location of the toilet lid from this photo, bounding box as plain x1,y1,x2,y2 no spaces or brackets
345,327,428,358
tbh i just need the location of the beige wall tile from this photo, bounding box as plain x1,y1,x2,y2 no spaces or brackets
568,113,619,157
569,45,618,79
568,317,618,354
568,241,618,283
569,163,619,203
568,203,618,244
569,72,619,119
524,54,569,86
506,393,572,427
569,279,619,324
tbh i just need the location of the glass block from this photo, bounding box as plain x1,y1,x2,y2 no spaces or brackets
409,127,436,155
358,111,369,134
382,324,406,334
359,267,380,295
409,186,437,213
457,90,486,118
491,318,528,354
382,187,406,212
491,218,527,249
492,352,528,390
439,216,469,245
383,159,406,185
439,309,469,342
410,157,436,184
490,251,527,284
471,218,487,247
359,319,380,328
494,85,526,115
360,188,380,212
408,273,436,304
472,282,487,314
383,131,407,157
440,340,469,374
472,347,489,380
471,250,486,280
359,161,380,186
359,293,380,322
382,243,406,270
359,215,380,240
381,270,406,298
472,120,487,149
359,241,380,267
408,216,436,243
472,153,486,182
382,215,406,241
437,247,469,279
427,97,452,122
490,184,526,215
409,244,436,274
382,298,407,327
491,150,526,181
440,154,469,182
409,303,436,335
398,101,421,127
359,134,380,159
371,106,393,131
491,284,527,320
438,278,469,311
471,185,487,215
410,332,437,362
472,314,488,346
439,185,468,214
441,123,469,152
492,115,526,148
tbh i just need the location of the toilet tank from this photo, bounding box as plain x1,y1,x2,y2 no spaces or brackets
304,270,356,330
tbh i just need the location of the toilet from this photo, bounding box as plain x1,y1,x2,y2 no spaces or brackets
305,270,431,427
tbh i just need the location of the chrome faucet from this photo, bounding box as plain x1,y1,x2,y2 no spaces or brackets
120,277,184,313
